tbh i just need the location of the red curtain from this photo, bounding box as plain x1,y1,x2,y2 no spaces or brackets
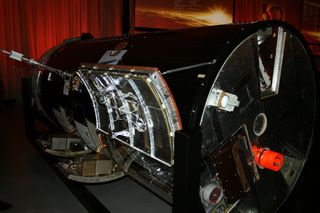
276,0,303,29
0,0,122,101
234,0,264,23
234,0,303,29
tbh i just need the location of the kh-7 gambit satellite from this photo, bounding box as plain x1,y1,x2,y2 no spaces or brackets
1,21,317,212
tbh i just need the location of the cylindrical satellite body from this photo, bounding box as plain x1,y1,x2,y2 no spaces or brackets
31,21,318,212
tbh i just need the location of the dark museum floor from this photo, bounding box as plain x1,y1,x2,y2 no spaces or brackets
0,104,171,213
0,103,320,213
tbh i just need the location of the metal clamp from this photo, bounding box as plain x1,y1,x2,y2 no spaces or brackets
207,88,240,112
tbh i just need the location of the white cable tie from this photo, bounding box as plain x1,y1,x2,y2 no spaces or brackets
9,50,24,61
1,48,67,77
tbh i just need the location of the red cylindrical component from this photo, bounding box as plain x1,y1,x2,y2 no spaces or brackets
251,145,284,172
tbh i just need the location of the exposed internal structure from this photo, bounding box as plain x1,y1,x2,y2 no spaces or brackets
77,64,182,166
25,21,317,212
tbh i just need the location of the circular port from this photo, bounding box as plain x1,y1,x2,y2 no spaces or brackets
253,113,267,136
200,182,223,206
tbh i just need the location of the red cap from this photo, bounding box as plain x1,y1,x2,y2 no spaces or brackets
252,145,284,172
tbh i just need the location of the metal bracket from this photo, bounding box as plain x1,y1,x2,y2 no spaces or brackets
207,88,240,112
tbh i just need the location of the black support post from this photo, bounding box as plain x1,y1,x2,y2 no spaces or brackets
173,127,204,213
122,0,130,34
21,77,37,142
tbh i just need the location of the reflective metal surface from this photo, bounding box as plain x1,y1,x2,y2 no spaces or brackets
76,64,182,166
29,21,317,212
200,26,316,212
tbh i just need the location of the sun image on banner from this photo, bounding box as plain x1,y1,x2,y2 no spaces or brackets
302,0,320,56
135,0,233,30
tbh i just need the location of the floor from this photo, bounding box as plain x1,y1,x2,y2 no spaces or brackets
0,104,171,213
0,103,319,213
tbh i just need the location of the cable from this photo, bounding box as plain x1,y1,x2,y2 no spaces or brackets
0,48,68,77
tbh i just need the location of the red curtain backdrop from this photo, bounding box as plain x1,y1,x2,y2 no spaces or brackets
234,0,263,23
262,0,303,29
0,0,122,101
234,0,303,29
